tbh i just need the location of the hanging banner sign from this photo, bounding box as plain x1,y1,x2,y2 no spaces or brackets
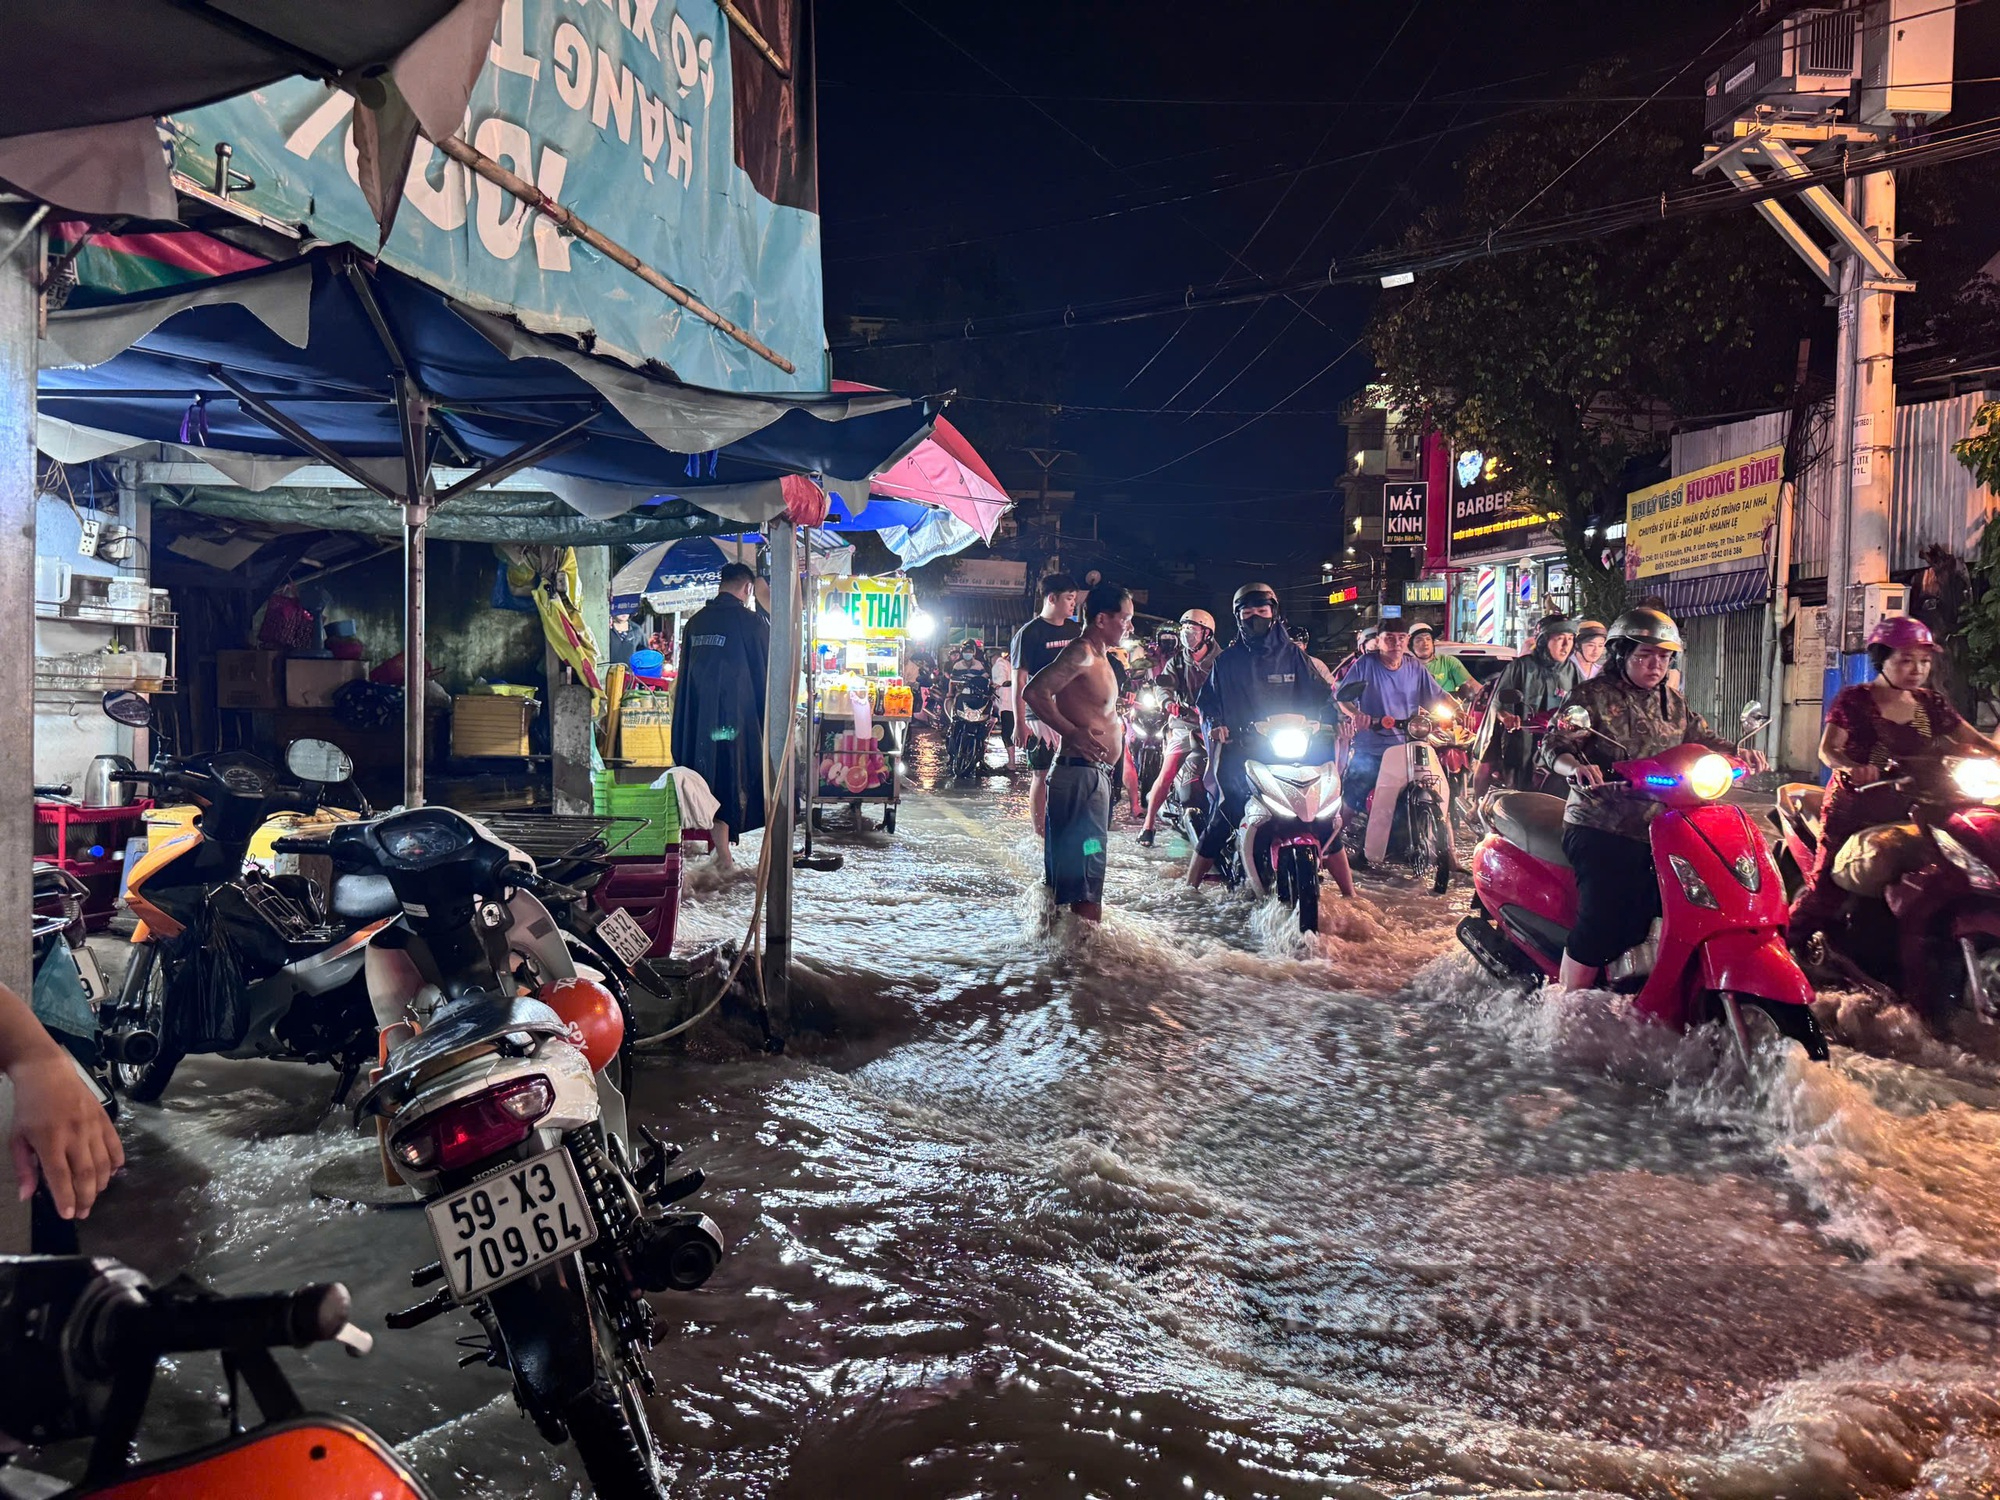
946,559,1028,595
1624,445,1783,580
170,0,824,392
1403,578,1446,605
1383,481,1428,548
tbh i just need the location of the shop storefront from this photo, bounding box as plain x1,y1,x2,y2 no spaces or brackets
1445,451,1564,648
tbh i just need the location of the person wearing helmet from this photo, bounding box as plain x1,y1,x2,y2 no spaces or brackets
1184,584,1343,887
1137,608,1222,845
1538,607,1760,991
1787,615,1999,950
1472,613,1581,797
1573,619,1608,680
1335,617,1455,885
1409,620,1474,697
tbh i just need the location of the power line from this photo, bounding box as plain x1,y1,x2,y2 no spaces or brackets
831,113,2000,350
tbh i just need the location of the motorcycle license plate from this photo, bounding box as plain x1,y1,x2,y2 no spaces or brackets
426,1148,599,1301
594,906,652,968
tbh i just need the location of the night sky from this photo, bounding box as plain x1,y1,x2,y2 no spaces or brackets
815,0,1760,583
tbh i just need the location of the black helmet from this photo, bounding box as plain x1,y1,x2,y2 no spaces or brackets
1232,582,1279,613
1608,606,1683,652
1535,614,1577,639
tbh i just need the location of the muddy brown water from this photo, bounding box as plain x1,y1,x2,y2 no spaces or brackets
56,736,2000,1498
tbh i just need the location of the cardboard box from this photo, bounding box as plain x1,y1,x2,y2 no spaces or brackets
283,658,365,709
452,694,538,758
215,649,283,709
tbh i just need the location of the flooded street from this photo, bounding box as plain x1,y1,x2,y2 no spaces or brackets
69,738,2000,1498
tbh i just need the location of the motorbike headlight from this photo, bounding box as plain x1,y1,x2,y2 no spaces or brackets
1685,754,1734,801
1139,688,1161,711
1950,757,2000,803
1933,826,2000,891
1668,854,1719,909
1269,726,1310,761
1431,701,1455,723
1260,794,1294,818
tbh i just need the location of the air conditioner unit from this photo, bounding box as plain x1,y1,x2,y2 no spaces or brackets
1858,0,1954,126
1705,7,1861,135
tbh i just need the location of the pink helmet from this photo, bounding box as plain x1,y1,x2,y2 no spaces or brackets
1867,615,1935,652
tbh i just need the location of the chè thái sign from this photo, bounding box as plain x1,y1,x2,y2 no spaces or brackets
171,0,824,392
1624,446,1783,580
821,576,913,637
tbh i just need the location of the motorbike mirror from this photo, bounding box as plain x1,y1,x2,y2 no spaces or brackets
1739,700,1767,727
285,738,354,784
1561,705,1594,731
1335,680,1368,704
101,689,155,728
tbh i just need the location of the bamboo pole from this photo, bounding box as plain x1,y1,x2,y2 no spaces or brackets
433,134,796,375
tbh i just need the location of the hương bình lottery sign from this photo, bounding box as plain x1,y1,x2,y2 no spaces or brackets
820,577,913,637
1624,446,1783,581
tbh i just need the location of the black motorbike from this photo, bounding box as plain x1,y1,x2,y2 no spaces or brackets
288,809,723,1500
946,675,996,779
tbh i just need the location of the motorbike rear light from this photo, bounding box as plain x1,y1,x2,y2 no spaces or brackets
1933,827,2000,892
390,1076,554,1173
1668,854,1719,909
1685,755,1734,801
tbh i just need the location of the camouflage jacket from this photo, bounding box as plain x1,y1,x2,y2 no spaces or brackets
1538,673,1731,838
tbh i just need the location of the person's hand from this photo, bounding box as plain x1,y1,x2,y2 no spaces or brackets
1500,713,1522,731
1211,725,1231,746
1740,749,1769,774
1845,763,1882,786
1078,724,1120,763
10,1053,122,1220
1566,759,1605,788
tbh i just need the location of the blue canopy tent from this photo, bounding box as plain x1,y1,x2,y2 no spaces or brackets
37,246,937,805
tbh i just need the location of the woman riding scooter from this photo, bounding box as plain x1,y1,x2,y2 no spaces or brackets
1474,614,1580,797
1540,608,1766,992
1787,616,1999,949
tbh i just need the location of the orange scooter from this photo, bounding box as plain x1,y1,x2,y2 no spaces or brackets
0,1255,431,1499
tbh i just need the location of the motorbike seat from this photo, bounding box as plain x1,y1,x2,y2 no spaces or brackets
1485,791,1571,869
330,873,400,922
1778,783,1825,840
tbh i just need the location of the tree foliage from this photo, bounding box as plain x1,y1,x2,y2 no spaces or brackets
1367,88,1823,622
1951,402,2000,701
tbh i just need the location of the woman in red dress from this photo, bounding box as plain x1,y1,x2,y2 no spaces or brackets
1788,616,1998,945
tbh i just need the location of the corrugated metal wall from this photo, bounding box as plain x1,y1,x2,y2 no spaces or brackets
1678,609,1768,730
1668,393,1998,581
1680,613,1722,726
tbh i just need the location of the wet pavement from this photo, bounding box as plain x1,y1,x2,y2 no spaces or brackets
59,731,2000,1498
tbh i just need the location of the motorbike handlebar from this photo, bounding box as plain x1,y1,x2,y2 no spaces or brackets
32,784,71,798
269,834,329,856
108,770,167,786
121,1283,354,1355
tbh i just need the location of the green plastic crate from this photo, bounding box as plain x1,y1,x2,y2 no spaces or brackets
593,771,681,857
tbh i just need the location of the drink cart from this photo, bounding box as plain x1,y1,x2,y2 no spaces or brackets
810,575,916,834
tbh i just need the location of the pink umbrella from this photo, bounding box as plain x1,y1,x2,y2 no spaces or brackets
834,381,1011,543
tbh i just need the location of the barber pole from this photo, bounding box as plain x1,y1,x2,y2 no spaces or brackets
1474,568,1500,644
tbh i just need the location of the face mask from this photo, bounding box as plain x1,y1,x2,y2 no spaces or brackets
1240,614,1274,640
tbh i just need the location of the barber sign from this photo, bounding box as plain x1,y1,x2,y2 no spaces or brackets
1383,482,1428,549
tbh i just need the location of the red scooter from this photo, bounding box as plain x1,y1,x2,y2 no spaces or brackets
1771,755,2000,1027
1457,704,1828,1063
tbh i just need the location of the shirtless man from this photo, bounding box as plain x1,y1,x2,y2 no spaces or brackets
1021,582,1133,922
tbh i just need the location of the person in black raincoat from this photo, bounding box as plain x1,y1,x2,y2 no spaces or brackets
672,562,770,872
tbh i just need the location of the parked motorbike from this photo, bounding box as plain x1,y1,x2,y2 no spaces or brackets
0,1255,419,1500
946,675,995,779
1229,714,1345,934
1338,685,1459,894
292,807,723,1500
31,862,112,1080
1772,754,2000,1027
1458,702,1828,1064
103,732,388,1105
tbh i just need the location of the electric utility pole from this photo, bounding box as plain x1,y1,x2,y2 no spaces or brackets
1697,0,1954,667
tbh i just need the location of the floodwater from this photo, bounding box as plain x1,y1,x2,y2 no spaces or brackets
63,731,2000,1498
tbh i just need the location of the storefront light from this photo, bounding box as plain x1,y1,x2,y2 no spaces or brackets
908,610,936,641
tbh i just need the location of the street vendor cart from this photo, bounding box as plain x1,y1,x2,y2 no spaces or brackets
810,575,917,834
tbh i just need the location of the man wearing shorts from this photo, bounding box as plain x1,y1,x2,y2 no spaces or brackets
1009,573,1080,835
989,649,1019,771
1021,582,1133,922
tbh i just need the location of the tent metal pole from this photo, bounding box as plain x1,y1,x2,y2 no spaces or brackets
0,210,38,1253
403,499,428,808
760,524,798,1030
